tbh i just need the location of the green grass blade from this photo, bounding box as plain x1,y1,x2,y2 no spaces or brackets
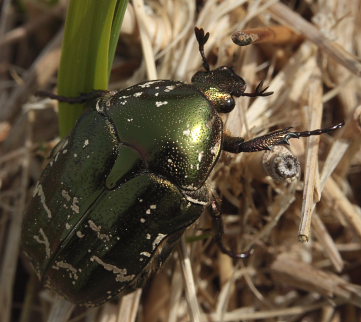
108,0,129,75
57,0,128,137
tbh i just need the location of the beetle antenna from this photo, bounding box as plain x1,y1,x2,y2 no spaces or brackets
194,27,210,72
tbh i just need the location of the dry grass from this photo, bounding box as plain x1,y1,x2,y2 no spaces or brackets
1,0,361,321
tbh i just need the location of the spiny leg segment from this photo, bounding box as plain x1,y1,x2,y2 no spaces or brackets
223,122,344,153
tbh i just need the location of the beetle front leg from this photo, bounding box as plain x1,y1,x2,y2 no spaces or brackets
208,200,252,259
223,122,344,153
241,80,273,97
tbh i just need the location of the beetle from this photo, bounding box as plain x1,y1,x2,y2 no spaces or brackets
22,27,343,306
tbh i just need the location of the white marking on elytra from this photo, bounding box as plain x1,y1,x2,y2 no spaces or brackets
76,231,85,238
33,183,52,218
154,92,159,97
74,153,78,158
152,233,167,250
185,195,207,206
52,261,79,281
140,218,146,223
120,100,127,105
62,189,71,202
62,190,80,214
88,220,110,241
62,139,69,149
71,197,80,214
140,251,151,257
133,92,142,97
83,139,89,148
164,85,176,92
90,256,135,282
54,152,60,163
65,222,71,230
33,228,51,259
198,151,204,162
155,101,168,107
62,149,68,154
146,233,151,239
138,80,162,88
95,100,104,113
145,209,151,215
183,129,191,136
183,184,197,190
150,204,157,209
127,118,133,122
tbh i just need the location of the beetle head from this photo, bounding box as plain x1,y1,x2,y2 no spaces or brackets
191,67,246,97
192,27,247,98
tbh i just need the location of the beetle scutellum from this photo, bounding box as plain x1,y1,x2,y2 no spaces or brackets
22,27,343,306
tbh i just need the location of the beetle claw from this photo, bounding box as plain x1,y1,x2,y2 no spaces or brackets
242,80,273,97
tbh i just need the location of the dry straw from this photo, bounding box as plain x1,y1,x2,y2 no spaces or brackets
0,0,360,321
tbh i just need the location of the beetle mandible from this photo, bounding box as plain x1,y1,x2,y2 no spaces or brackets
22,27,343,306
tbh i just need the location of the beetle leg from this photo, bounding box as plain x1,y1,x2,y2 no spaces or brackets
241,80,273,97
36,90,109,103
208,200,252,259
223,122,344,153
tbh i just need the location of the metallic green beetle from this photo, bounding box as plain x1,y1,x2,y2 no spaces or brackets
22,27,343,306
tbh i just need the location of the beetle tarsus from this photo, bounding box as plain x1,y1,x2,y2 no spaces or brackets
242,80,273,97
209,200,252,259
36,90,108,103
223,123,344,153
283,122,345,139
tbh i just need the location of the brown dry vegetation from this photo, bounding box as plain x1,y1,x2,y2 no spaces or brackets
1,0,361,321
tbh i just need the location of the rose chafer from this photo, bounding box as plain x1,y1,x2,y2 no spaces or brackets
22,27,343,306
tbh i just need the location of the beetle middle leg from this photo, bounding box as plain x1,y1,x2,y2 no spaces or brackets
36,90,109,103
222,122,344,153
208,199,252,259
